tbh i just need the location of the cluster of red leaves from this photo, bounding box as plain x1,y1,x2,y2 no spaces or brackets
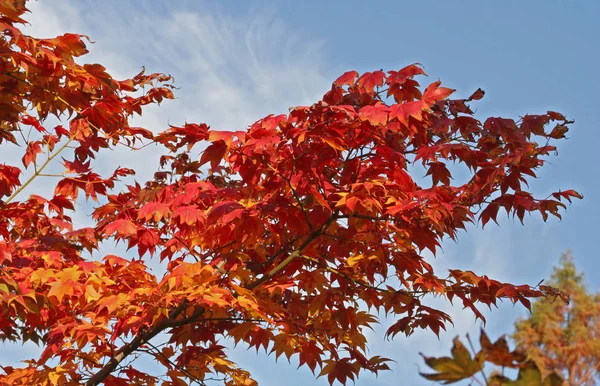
0,1,580,385
420,329,564,385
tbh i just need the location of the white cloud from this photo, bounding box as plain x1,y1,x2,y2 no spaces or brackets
23,1,81,37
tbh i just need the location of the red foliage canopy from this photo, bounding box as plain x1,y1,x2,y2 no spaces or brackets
0,2,580,385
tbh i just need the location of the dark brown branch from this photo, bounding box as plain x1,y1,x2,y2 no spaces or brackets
248,215,336,289
85,302,205,386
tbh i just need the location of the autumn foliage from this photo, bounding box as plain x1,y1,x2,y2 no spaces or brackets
0,1,582,385
420,329,564,385
420,253,600,386
513,252,600,385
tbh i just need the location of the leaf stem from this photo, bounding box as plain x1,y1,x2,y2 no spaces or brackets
466,332,489,386
6,137,72,203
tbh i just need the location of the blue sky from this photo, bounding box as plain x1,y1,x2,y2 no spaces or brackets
3,1,599,385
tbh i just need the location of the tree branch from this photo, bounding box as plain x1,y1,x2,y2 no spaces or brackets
85,302,205,386
247,215,336,289
6,137,73,203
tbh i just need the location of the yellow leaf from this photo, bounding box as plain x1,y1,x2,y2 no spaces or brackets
347,254,364,267
85,285,101,302
30,268,56,286
48,281,75,302
321,137,345,151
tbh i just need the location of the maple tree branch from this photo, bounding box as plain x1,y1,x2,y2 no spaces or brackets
287,179,313,231
168,232,239,277
252,154,314,231
85,302,205,386
5,137,73,203
115,138,156,151
299,254,427,298
36,173,66,177
2,75,80,203
248,215,336,289
169,232,201,263
142,341,207,385
3,71,150,204
310,259,375,289
336,213,392,222
16,124,28,146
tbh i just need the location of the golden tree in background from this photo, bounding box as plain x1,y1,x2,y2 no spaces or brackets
513,252,600,386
